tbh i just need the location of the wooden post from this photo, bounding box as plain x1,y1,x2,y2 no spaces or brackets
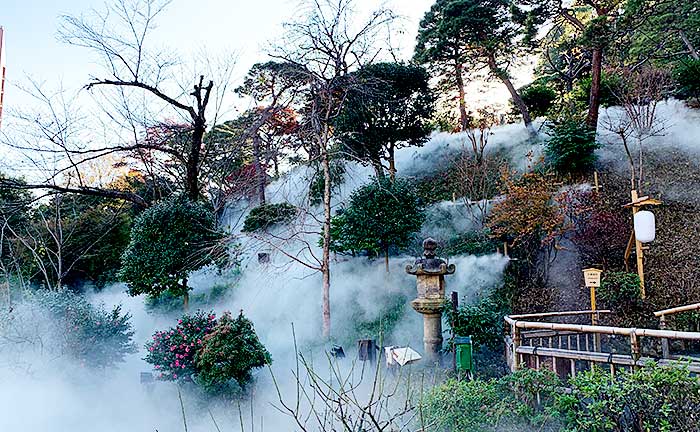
593,171,601,193
451,291,458,373
630,329,640,369
660,315,670,359
631,190,646,299
511,323,521,372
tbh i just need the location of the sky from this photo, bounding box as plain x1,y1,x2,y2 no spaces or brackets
1,0,435,114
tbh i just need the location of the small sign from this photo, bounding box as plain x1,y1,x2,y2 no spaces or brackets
583,268,602,287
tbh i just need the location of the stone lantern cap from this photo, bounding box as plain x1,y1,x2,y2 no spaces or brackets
406,238,456,276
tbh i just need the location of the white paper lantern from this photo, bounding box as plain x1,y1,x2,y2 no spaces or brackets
634,210,656,243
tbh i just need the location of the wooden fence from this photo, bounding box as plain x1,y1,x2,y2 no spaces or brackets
504,308,700,379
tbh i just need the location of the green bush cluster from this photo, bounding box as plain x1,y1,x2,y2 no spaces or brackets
422,363,700,432
242,202,297,232
422,368,561,431
145,310,270,393
559,364,700,431
545,120,599,174
329,178,425,259
599,271,642,310
2,289,137,369
519,82,558,118
119,196,226,301
445,297,505,350
441,231,498,257
674,59,700,100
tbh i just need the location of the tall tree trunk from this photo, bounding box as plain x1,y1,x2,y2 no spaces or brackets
454,60,469,131
384,249,389,273
388,143,396,183
321,126,332,339
372,159,385,179
187,121,204,201
252,134,266,205
586,48,604,130
182,278,189,312
486,53,534,135
679,30,700,60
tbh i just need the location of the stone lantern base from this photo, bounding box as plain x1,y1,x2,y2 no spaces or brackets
411,298,445,364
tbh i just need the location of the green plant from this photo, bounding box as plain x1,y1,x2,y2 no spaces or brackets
119,196,225,307
445,297,504,350
557,363,700,431
519,82,557,118
599,271,642,310
442,231,498,256
328,178,425,268
242,202,297,232
421,369,562,431
195,312,271,390
571,71,621,109
145,310,271,393
17,289,137,369
674,59,700,100
145,310,215,381
545,120,599,174
351,292,408,340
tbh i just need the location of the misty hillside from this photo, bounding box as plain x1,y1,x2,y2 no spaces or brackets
2,0,700,431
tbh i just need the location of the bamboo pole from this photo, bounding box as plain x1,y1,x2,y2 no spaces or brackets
654,302,700,317
509,319,700,341
508,310,611,320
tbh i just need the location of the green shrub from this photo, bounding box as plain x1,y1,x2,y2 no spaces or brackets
442,231,498,257
422,369,561,431
558,363,700,431
145,310,270,393
329,178,425,261
519,82,558,118
351,292,408,341
5,289,137,369
674,59,700,100
599,271,642,310
545,120,599,174
571,71,621,108
119,196,226,303
445,298,504,350
242,202,297,232
195,312,271,391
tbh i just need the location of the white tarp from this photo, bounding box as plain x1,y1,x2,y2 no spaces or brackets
385,346,422,366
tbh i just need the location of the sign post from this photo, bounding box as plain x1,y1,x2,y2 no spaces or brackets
583,268,602,351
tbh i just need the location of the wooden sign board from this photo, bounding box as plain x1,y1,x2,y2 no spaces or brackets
583,268,602,287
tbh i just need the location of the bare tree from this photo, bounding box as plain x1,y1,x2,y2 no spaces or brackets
268,0,396,338
602,66,671,191
1,0,236,204
270,330,426,431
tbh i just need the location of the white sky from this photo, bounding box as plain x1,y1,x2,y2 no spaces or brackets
1,0,437,113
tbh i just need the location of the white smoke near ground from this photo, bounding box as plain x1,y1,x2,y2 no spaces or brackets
0,121,529,431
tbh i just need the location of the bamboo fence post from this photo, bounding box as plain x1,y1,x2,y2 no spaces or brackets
511,322,521,372
630,329,640,368
660,315,670,359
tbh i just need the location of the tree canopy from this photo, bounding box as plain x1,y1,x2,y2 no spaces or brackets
335,62,435,180
329,178,425,271
118,197,226,308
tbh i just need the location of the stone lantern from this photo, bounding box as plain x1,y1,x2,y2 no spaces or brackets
406,238,455,364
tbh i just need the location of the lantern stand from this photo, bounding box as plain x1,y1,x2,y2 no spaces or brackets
623,190,661,299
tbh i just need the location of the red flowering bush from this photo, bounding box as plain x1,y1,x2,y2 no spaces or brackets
145,310,215,381
144,310,271,391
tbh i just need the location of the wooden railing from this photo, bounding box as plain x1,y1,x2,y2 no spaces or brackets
654,302,700,359
504,310,700,379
